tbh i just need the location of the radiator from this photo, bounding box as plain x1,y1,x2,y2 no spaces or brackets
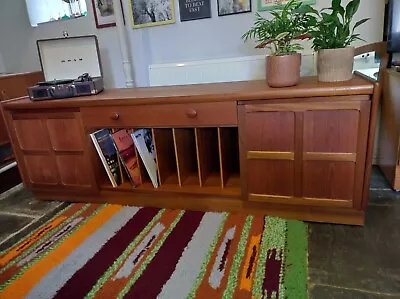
149,54,316,87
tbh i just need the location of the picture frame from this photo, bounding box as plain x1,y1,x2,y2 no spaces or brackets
92,0,124,29
258,0,316,12
217,0,251,17
129,0,176,28
179,0,211,22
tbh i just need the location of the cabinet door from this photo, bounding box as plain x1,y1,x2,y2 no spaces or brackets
9,111,96,191
239,99,371,208
302,104,369,207
239,105,296,200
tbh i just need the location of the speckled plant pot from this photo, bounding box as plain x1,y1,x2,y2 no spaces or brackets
317,47,355,82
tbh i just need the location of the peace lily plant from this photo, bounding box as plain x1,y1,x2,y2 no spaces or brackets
309,0,370,82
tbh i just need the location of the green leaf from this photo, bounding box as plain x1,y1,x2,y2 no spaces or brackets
295,5,318,15
345,0,360,21
332,0,341,10
332,0,345,17
353,18,370,31
276,32,290,40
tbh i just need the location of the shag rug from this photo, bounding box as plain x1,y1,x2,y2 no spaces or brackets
0,203,307,299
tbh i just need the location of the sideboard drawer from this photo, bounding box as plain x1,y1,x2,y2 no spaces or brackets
81,102,238,128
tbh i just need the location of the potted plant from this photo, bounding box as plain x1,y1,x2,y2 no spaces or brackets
309,0,369,82
242,0,314,87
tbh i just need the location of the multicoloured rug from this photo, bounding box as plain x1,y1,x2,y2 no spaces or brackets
0,203,307,299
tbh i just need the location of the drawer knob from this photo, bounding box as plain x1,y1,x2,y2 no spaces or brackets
186,109,198,118
110,112,120,120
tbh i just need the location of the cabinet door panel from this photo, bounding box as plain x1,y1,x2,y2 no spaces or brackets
247,160,294,196
14,119,49,151
47,118,84,151
24,155,58,185
9,111,97,192
242,109,296,199
304,110,359,153
245,111,295,151
303,161,355,200
56,155,92,187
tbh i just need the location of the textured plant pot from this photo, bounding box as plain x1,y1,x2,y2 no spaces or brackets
317,47,355,82
266,53,301,88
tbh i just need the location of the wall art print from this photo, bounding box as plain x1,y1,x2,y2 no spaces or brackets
218,0,251,16
258,0,316,12
130,0,176,28
92,0,124,28
179,0,211,21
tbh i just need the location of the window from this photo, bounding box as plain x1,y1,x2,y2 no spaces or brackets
25,0,88,27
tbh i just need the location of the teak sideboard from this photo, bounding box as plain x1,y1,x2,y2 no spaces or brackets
1,74,380,225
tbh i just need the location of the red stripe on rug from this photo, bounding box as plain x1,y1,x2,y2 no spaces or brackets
263,249,282,298
53,207,160,299
125,210,204,298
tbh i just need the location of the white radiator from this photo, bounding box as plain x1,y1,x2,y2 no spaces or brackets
149,54,316,87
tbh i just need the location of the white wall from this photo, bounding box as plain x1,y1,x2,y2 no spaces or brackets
0,51,5,74
0,0,386,87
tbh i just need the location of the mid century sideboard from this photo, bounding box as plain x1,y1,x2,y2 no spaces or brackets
1,74,379,225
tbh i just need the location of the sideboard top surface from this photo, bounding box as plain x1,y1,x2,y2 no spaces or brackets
2,75,374,110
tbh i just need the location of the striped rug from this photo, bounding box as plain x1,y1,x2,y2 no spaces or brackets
0,203,307,299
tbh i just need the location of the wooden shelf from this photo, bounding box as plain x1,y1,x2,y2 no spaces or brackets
97,126,241,197
226,173,241,188
202,172,222,187
181,173,200,186
195,128,221,187
173,128,199,186
218,127,240,188
100,180,240,197
153,128,179,186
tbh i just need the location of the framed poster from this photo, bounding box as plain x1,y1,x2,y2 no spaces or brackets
218,0,251,16
179,0,211,21
258,0,316,12
130,0,176,28
92,0,124,28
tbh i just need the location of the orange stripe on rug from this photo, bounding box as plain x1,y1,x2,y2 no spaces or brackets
0,204,122,299
0,204,84,267
194,214,247,298
94,209,181,299
235,215,264,298
0,216,67,267
0,204,101,285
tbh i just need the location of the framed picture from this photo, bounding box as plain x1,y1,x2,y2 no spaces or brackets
92,0,124,28
130,0,176,28
258,0,316,12
179,0,211,21
218,0,251,16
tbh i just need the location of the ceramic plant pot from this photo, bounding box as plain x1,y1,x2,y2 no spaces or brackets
317,47,355,82
266,53,301,88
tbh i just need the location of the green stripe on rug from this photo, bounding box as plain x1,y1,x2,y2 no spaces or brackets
284,220,307,299
117,210,185,299
85,209,166,299
187,212,229,299
252,217,287,299
222,215,253,299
